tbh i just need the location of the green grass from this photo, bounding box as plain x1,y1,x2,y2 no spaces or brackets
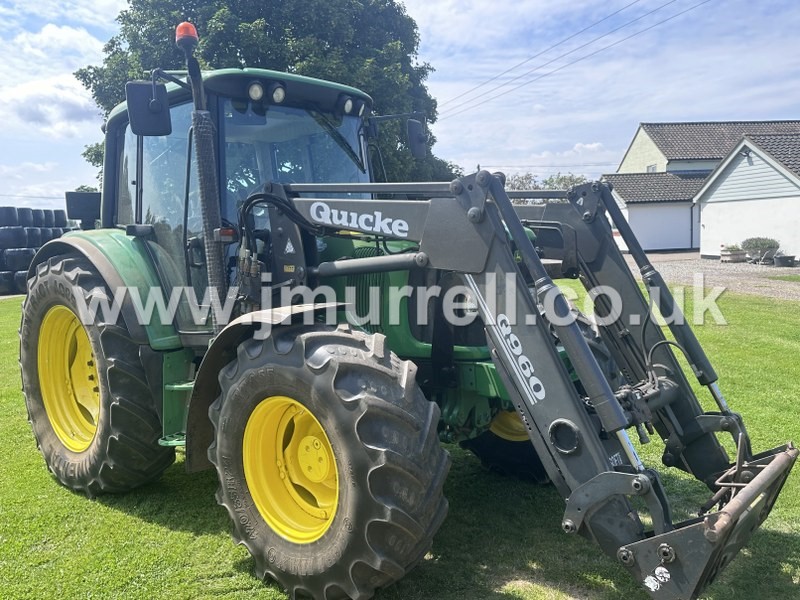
768,274,800,283
1,289,799,600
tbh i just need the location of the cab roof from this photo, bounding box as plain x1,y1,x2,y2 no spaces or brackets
107,67,373,127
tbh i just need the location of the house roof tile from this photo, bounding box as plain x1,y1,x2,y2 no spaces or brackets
641,121,800,161
602,172,708,204
745,133,800,179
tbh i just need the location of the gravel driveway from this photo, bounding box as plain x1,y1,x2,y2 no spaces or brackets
625,252,800,302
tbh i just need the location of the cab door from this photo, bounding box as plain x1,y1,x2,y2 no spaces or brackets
115,101,212,334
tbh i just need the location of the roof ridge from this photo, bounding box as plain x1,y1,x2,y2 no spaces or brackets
642,120,800,127
604,171,705,177
745,132,800,138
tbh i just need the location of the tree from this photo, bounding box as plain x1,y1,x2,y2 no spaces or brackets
540,172,588,190
504,171,587,191
505,172,541,191
75,0,459,182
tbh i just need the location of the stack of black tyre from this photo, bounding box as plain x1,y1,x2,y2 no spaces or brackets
0,206,70,295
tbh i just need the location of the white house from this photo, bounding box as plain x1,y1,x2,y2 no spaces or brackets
618,121,800,174
603,172,704,251
607,121,800,251
694,134,800,258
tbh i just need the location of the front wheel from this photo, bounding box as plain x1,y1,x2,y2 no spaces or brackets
209,324,449,600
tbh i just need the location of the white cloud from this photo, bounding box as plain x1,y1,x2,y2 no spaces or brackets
0,24,105,84
0,162,86,210
1,1,126,30
0,162,58,178
0,18,106,200
0,75,101,138
13,23,104,64
0,0,798,207
414,0,800,176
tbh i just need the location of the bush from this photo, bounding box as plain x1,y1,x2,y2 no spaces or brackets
722,244,742,251
741,237,779,255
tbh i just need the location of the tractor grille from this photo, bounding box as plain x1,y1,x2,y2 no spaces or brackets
346,246,386,334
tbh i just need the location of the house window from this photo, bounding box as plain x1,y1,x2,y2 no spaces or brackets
646,164,657,173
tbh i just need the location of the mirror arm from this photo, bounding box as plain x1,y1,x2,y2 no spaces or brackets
151,69,191,92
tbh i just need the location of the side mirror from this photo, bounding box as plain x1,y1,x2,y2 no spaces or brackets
125,81,172,136
407,119,427,159
65,191,101,230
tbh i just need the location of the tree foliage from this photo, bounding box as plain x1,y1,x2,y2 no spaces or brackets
75,0,459,182
505,171,588,191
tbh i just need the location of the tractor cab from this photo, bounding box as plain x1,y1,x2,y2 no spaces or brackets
98,68,375,335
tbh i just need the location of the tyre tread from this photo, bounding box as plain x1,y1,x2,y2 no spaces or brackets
209,325,449,600
20,254,174,495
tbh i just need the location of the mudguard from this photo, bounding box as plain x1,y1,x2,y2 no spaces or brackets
184,303,344,472
29,230,181,350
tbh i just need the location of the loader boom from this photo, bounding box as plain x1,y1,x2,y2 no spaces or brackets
275,172,797,598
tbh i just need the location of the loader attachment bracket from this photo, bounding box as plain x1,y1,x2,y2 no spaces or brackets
621,444,796,598
563,470,673,537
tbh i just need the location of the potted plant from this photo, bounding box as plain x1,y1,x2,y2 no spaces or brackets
741,237,780,264
773,250,796,267
720,243,746,263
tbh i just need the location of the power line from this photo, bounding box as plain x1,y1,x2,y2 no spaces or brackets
438,0,644,108
440,0,680,117
482,163,618,168
440,0,713,121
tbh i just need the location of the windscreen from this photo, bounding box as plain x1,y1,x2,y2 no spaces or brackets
221,99,369,210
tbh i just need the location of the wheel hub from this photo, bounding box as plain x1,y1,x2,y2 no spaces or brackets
243,396,338,544
489,410,530,442
296,435,331,483
38,305,100,453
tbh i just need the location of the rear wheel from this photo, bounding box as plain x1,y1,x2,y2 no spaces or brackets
209,324,449,600
20,254,174,495
460,410,549,482
462,309,622,482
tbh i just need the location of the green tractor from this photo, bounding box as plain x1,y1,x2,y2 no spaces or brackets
20,23,796,600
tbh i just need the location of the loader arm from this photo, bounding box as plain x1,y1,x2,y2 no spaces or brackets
280,172,796,599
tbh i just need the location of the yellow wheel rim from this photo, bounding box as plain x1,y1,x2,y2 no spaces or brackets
243,396,339,544
489,410,530,442
38,305,100,453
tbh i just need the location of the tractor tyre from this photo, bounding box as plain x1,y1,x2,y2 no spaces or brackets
460,411,550,482
20,254,175,495
209,324,450,600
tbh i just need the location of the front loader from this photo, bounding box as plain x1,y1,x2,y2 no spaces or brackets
20,22,796,600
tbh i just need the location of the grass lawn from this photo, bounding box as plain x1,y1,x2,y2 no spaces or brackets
768,274,800,283
1,288,799,600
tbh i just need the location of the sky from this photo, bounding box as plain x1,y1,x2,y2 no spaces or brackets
1,0,799,209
